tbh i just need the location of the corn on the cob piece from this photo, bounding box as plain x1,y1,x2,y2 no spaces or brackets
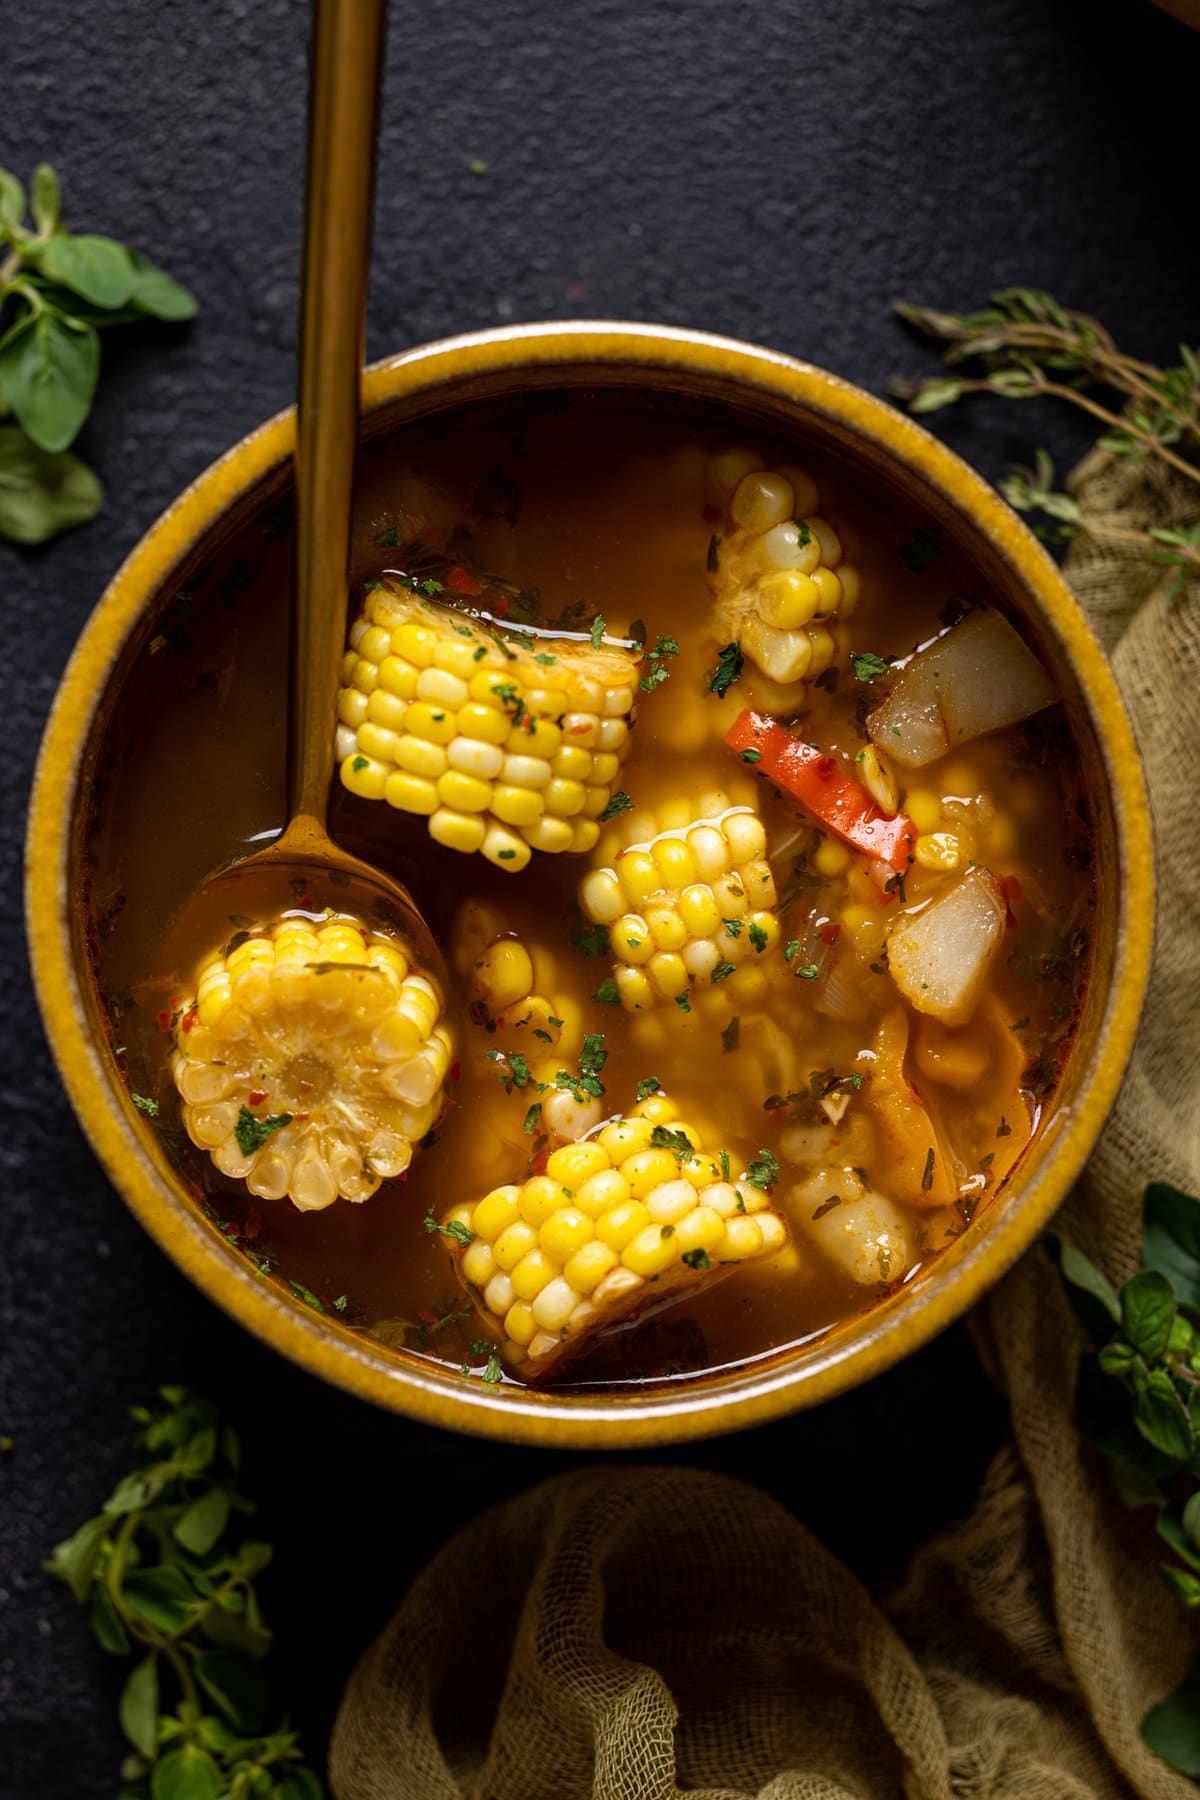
336,585,641,869
441,1094,788,1378
579,801,781,1011
705,451,859,698
171,913,452,1210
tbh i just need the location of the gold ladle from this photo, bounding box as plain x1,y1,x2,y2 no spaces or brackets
168,0,441,969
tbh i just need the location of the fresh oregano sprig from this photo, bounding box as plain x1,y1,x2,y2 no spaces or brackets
46,1386,321,1799
892,289,1200,599
0,163,196,546
1052,1183,1200,1776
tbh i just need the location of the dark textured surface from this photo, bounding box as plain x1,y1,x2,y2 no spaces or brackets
3,0,1198,1791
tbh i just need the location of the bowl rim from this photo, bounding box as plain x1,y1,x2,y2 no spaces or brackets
26,319,1154,1447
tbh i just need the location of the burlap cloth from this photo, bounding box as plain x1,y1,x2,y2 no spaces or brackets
330,449,1200,1800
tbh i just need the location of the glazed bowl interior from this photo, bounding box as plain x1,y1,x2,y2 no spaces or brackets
27,323,1152,1447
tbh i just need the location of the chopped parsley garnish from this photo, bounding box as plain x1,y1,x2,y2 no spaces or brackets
795,963,820,980
674,991,691,1013
482,1348,503,1384
636,1076,662,1101
793,519,812,546
498,848,517,860
719,1148,731,1181
921,1147,936,1192
473,645,488,661
709,641,744,698
851,651,890,683
997,1116,1012,1137
590,614,607,649
492,680,520,706
884,869,908,903
573,920,610,959
784,939,801,961
710,961,737,982
722,918,742,938
374,523,403,546
650,1125,694,1159
523,1101,543,1135
747,921,769,954
534,651,557,665
488,1048,534,1093
556,1033,608,1101
741,748,761,763
682,1248,711,1270
746,1148,780,1191
639,633,681,692
424,1208,475,1247
899,523,944,574
721,1017,740,1054
811,1194,841,1220
352,755,369,771
131,1094,159,1117
234,1106,293,1155
979,1151,995,1170
594,976,620,1005
599,791,635,821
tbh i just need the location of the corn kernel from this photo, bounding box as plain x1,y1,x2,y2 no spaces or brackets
510,1249,555,1301
434,638,485,679
494,1221,538,1270
598,1117,653,1158
838,564,862,616
615,966,654,1011
462,1240,496,1288
615,851,659,905
429,808,487,853
416,667,469,710
809,516,843,567
483,1272,514,1315
731,469,795,534
721,1215,765,1260
611,916,653,965
472,1184,523,1241
437,769,493,813
342,753,388,800
458,700,512,746
757,569,821,630
706,445,765,505
338,688,369,728
394,623,438,667
580,869,624,924
814,838,853,877
482,823,531,871
595,1200,651,1251
492,784,545,827
384,771,439,815
644,905,687,952
575,1168,631,1217
563,1240,619,1293
540,1208,593,1261
648,952,689,999
546,1142,610,1187
447,737,505,779
914,831,962,872
621,1147,680,1197
405,702,457,746
570,819,600,854
645,1179,697,1224
545,776,587,817
522,815,574,853
675,1206,725,1253
622,1224,679,1278
905,788,942,834
504,1300,538,1346
531,1276,579,1332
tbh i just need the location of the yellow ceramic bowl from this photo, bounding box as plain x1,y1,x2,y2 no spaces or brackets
27,323,1152,1447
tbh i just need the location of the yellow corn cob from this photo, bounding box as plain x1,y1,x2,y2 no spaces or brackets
578,801,781,1011
441,1093,788,1379
705,451,859,696
171,913,452,1210
335,585,641,870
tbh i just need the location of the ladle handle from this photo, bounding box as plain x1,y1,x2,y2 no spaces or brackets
291,0,387,823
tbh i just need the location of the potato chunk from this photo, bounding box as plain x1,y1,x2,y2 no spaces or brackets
886,868,1006,1026
867,609,1056,768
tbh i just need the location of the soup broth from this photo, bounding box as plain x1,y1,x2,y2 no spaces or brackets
85,391,1094,1389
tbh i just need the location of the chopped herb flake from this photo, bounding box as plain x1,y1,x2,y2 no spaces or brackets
234,1106,293,1155
709,641,744,699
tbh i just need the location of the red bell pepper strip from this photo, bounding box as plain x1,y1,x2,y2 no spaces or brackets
727,710,916,870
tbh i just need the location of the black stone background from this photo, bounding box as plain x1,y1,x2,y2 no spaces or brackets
3,0,1198,1792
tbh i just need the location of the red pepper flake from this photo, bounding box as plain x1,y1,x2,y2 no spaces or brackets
417,1307,438,1325
569,722,591,736
819,922,841,945
999,874,1024,927
450,1060,462,1083
293,1111,310,1123
180,1005,198,1033
156,1009,172,1034
492,595,510,618
298,893,314,908
446,565,482,596
247,1089,268,1106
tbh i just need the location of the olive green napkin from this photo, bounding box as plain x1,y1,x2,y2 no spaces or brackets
329,447,1200,1800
